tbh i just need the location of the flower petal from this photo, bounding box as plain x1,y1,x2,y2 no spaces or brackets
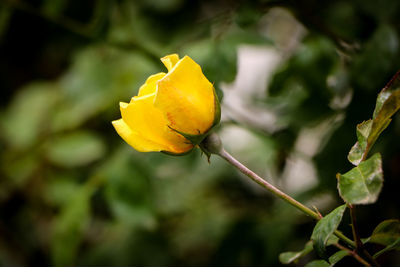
112,119,168,152
155,56,215,135
138,72,166,96
120,96,193,153
161,54,180,72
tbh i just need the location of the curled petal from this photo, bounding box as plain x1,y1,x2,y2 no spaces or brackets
112,119,169,152
138,72,166,96
113,54,219,154
120,96,193,153
155,56,215,135
161,54,180,72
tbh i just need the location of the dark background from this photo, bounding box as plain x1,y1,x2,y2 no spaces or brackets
0,0,400,266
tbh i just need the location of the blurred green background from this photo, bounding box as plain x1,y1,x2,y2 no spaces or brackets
1,0,400,266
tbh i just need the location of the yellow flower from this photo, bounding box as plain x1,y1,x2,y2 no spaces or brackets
112,54,220,155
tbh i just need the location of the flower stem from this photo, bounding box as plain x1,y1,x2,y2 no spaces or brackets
216,148,356,248
219,149,320,220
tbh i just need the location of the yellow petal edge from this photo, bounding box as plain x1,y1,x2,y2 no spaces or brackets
112,54,217,154
155,55,215,135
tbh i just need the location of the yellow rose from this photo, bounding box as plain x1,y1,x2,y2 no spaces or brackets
112,54,220,155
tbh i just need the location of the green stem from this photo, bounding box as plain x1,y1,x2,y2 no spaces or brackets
334,230,356,248
219,149,320,220
217,148,356,248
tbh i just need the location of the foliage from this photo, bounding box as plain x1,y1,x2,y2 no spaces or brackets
1,0,400,266
337,153,383,204
311,205,346,258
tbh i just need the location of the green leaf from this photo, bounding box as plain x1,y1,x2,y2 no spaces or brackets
51,186,93,267
347,120,373,165
371,220,400,258
46,131,106,168
348,71,400,165
2,151,40,187
337,153,383,204
370,219,400,248
305,260,331,267
279,235,339,265
102,147,156,229
329,250,349,265
373,239,400,259
44,175,80,206
311,205,346,258
361,237,371,244
351,25,399,92
279,236,340,265
279,241,313,264
51,47,157,132
1,82,58,149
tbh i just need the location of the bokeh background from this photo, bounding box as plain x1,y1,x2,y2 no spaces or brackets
1,0,400,266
